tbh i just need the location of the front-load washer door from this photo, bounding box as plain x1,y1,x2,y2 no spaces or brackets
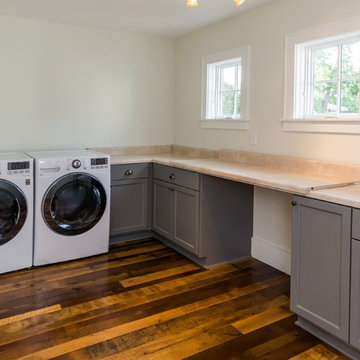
42,173,107,236
0,180,27,246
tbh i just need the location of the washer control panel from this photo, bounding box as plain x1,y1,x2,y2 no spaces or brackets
6,161,31,176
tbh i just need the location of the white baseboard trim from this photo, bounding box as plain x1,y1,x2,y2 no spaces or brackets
251,236,291,275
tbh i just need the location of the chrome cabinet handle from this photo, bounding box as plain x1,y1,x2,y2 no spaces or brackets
169,173,175,180
124,169,133,176
291,201,297,206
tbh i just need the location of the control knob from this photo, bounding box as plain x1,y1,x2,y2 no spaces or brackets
72,159,81,169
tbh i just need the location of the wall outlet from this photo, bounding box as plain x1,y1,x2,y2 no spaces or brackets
251,132,258,145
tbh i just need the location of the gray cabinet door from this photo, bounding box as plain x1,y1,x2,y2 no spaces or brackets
110,179,149,236
291,196,351,342
173,184,199,255
153,179,173,239
351,239,360,350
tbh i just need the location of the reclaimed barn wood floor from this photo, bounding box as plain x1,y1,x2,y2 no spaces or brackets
0,238,348,359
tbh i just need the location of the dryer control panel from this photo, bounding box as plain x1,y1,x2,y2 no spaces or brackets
39,157,109,175
90,157,108,169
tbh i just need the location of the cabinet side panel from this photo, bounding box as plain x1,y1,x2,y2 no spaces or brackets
200,175,253,265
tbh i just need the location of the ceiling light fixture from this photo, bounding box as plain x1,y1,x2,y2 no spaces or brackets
186,0,246,7
186,0,199,7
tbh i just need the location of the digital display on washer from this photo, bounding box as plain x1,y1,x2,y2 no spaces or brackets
91,158,108,166
8,161,30,170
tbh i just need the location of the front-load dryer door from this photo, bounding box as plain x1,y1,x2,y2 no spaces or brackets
42,173,107,236
0,180,27,246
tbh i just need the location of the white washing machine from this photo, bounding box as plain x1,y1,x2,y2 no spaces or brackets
0,152,33,274
27,150,110,266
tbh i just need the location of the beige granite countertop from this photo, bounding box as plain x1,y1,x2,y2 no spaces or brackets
110,153,360,197
308,185,360,208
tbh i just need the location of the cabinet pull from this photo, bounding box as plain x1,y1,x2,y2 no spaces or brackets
169,173,175,180
168,187,175,192
291,201,297,206
124,169,133,176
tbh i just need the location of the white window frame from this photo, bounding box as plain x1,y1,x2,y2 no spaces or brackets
201,47,250,130
283,16,360,134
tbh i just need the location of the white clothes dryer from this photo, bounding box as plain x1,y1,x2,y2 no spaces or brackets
27,150,110,266
0,152,33,274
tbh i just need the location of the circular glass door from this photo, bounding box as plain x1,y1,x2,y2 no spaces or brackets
0,180,27,246
42,173,107,236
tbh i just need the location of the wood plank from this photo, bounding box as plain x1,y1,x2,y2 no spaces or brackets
184,315,300,360
102,325,241,360
119,264,201,288
289,344,348,360
238,330,309,359
232,298,293,334
0,305,61,326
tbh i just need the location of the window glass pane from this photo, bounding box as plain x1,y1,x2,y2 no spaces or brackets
341,80,359,114
237,65,242,90
314,47,338,81
342,42,360,79
313,82,337,115
221,66,236,91
221,91,236,117
236,90,241,117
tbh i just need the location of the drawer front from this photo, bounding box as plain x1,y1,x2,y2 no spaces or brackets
153,164,199,191
353,209,360,240
111,163,149,181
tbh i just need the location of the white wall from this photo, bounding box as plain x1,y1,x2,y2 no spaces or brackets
0,15,174,152
252,187,292,274
174,0,360,164
174,0,360,273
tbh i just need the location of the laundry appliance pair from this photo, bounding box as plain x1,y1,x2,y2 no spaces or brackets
0,150,111,273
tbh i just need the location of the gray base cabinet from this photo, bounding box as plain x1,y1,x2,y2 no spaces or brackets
110,163,151,236
291,195,351,342
152,165,200,256
152,164,253,265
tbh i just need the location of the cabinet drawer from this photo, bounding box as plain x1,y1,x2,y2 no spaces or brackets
111,163,149,181
153,164,199,191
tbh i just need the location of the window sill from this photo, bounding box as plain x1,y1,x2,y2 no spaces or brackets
200,119,250,130
281,117,360,134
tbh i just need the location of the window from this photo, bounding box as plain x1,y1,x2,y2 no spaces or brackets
295,35,360,118
201,47,249,130
207,59,241,119
283,17,360,133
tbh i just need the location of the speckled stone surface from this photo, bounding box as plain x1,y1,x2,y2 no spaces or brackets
309,184,360,208
93,145,360,204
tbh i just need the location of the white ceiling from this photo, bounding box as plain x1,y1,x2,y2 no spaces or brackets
0,0,274,38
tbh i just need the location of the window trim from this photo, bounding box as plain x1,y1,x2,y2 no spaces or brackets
283,16,360,134
201,47,250,130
